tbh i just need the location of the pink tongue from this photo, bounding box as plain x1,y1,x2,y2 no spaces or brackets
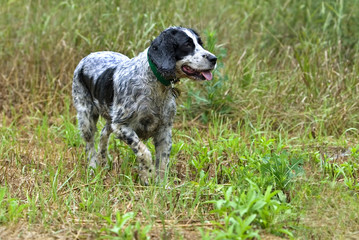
201,71,213,81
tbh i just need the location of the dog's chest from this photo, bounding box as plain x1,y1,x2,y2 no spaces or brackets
130,96,176,139
130,99,176,139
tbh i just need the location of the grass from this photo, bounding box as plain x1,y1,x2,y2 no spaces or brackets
1,0,359,239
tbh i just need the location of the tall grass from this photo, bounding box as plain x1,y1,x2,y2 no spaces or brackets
2,0,359,135
1,0,359,239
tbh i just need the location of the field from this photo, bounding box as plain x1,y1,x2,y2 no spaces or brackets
1,0,359,239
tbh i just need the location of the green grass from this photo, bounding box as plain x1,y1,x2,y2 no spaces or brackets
1,0,359,239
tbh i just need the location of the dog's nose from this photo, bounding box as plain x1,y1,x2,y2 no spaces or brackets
206,54,217,65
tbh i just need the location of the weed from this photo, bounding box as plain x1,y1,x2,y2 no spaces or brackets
101,211,151,240
204,182,293,239
317,147,359,191
0,186,28,224
259,151,304,192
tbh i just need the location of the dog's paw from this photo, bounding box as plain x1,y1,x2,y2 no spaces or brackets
138,166,155,186
97,153,109,168
156,170,166,182
88,155,100,176
89,156,98,168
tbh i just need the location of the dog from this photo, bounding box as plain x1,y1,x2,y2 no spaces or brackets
72,27,217,185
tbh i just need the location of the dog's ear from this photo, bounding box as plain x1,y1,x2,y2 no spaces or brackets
148,29,178,79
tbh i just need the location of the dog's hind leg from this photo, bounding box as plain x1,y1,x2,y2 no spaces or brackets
97,121,112,166
79,111,99,169
72,76,99,169
76,107,99,169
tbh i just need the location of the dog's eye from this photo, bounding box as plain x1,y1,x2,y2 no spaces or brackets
183,42,192,48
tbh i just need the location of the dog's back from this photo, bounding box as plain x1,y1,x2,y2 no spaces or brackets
72,51,129,118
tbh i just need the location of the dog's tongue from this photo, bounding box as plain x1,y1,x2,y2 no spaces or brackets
201,71,213,81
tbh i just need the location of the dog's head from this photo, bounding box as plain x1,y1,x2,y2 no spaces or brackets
148,27,217,81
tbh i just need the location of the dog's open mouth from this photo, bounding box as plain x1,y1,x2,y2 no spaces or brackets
181,65,213,81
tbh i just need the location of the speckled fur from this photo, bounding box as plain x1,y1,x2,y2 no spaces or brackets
72,27,216,185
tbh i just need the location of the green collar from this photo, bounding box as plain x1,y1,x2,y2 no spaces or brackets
147,53,174,87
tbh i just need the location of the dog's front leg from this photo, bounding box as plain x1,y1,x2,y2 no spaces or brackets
154,127,172,180
111,124,154,185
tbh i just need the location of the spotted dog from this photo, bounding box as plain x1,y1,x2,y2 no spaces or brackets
72,27,217,185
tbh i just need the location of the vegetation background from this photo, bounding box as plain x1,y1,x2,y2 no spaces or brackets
1,0,359,239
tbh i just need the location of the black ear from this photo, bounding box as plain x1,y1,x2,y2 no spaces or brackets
148,29,177,79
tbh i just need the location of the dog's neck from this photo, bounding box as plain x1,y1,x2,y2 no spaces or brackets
147,52,178,87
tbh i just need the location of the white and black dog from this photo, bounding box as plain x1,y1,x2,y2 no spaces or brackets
72,27,217,185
